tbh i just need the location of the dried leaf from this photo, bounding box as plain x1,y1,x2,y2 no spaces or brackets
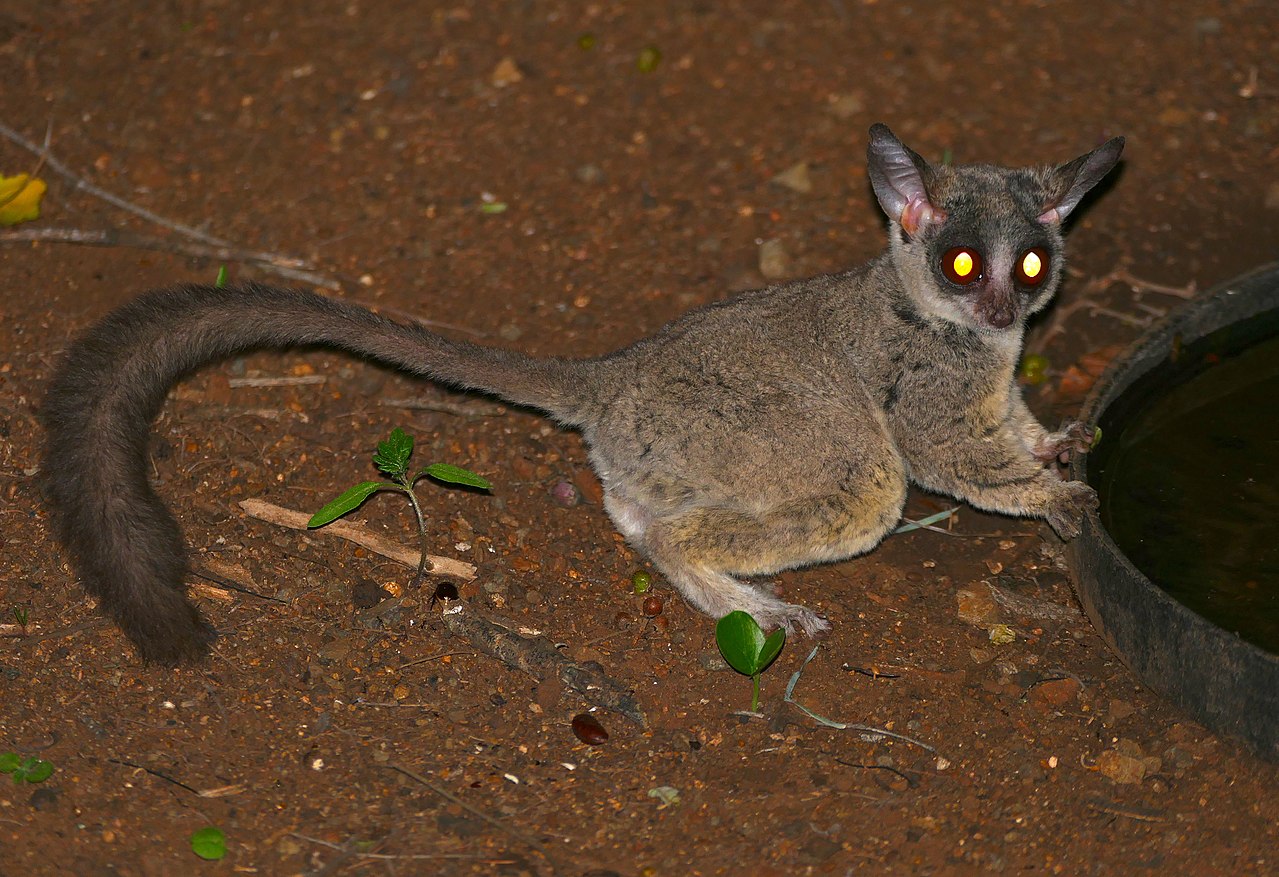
1057,364,1095,397
0,173,47,226
1079,344,1125,378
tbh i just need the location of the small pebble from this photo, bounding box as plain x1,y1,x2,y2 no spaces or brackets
758,238,790,279
550,480,579,507
490,57,524,87
770,161,812,194
575,164,604,184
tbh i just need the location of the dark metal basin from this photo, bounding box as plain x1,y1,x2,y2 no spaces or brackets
1066,262,1279,761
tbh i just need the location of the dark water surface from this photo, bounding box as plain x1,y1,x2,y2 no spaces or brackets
1092,313,1279,654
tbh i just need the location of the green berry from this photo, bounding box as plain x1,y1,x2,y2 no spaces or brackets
632,570,652,594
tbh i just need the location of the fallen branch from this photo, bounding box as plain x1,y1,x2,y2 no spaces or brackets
0,121,231,246
0,226,338,290
379,397,508,418
237,498,476,581
0,121,342,288
440,600,646,726
228,374,327,388
1032,257,1198,349
291,833,513,864
192,557,290,604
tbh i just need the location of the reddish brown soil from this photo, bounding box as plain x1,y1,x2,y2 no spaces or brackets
1,2,1276,874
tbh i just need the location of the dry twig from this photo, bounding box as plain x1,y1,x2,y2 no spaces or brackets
1031,257,1197,349
379,397,508,418
0,122,341,288
383,762,555,863
237,498,477,580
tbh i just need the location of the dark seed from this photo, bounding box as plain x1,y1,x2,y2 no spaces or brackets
642,595,664,617
571,713,609,745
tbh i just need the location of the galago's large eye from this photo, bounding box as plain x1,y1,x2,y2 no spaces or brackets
1015,247,1050,286
941,247,983,286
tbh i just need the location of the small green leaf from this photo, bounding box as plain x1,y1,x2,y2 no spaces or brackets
214,265,228,288
419,463,492,490
20,758,52,783
636,46,662,73
1090,425,1103,449
715,610,767,676
756,627,786,674
373,427,414,477
190,826,227,861
308,481,392,528
479,201,508,215
0,752,20,773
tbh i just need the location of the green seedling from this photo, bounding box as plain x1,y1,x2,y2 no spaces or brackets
12,606,28,627
309,427,491,585
0,752,53,784
214,264,228,288
715,610,786,712
190,826,227,861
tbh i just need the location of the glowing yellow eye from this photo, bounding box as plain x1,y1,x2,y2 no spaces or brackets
1015,247,1050,286
941,247,983,285
1022,251,1042,279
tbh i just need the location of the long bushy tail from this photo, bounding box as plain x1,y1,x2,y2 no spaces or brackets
42,283,606,664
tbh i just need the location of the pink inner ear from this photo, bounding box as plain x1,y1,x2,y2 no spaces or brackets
901,196,945,236
1037,207,1061,225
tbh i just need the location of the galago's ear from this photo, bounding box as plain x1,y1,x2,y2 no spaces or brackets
1038,136,1125,225
867,123,946,237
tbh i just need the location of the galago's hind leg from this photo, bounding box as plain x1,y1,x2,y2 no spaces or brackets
609,464,906,634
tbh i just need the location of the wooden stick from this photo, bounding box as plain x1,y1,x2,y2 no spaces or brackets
0,226,339,290
237,498,476,581
0,122,343,288
379,397,507,418
0,121,233,247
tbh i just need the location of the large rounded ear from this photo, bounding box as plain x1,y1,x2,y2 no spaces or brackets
867,124,945,236
1038,137,1125,225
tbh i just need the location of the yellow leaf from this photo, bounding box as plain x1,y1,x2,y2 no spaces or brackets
0,173,48,226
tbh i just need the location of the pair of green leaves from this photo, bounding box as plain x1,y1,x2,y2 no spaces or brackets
308,428,491,528
0,752,53,784
715,610,785,712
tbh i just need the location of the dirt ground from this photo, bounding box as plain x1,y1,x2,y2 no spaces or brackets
1,1,1276,874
